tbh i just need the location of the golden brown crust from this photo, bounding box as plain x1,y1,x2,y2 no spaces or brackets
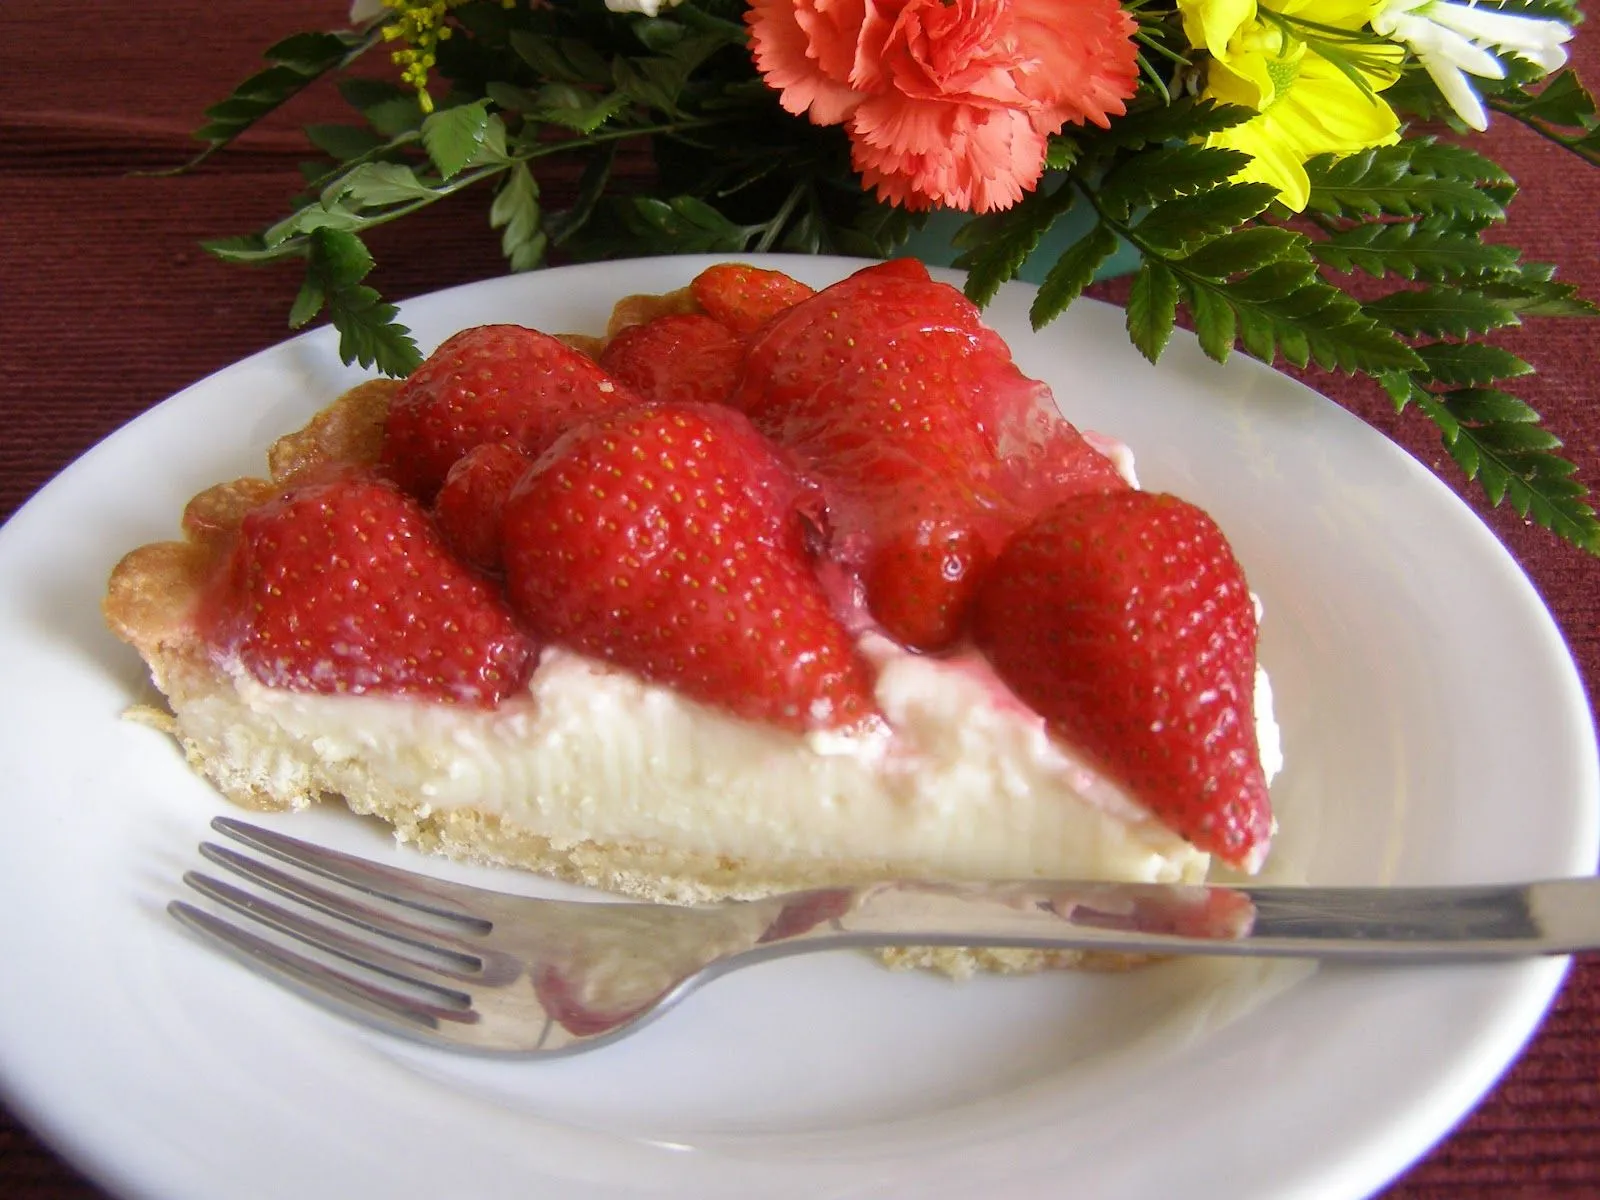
265,378,397,482
104,381,403,668
605,285,701,337
103,541,216,659
555,332,608,359
180,478,280,549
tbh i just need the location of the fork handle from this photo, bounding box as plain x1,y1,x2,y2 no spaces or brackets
755,877,1600,961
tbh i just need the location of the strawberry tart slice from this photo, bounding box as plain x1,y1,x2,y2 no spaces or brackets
106,260,1280,933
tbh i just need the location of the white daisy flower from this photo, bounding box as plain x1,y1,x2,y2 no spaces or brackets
604,0,687,13
1373,0,1574,131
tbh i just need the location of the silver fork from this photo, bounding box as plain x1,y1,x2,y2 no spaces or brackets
170,816,1600,1057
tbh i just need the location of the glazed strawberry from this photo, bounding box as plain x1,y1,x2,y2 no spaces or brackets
730,260,1127,649
500,403,876,732
432,442,534,574
730,259,989,423
972,491,1271,868
597,313,744,406
690,263,815,336
201,471,536,707
381,325,639,501
862,520,992,651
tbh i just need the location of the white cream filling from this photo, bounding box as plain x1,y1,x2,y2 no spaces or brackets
201,627,1280,885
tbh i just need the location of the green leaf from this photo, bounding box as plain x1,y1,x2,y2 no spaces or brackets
957,183,1076,308
510,33,612,85
627,195,749,252
1387,366,1599,552
1509,68,1597,128
530,85,630,134
1405,138,1514,188
1471,273,1599,317
1185,283,1237,362
1436,416,1598,548
1310,222,1521,282
1303,146,1505,223
421,100,493,179
609,33,733,115
1096,145,1251,219
1414,342,1533,386
264,204,364,245
1029,222,1120,329
325,285,422,375
1194,274,1423,373
287,277,326,329
187,29,375,161
293,227,419,376
1365,287,1521,337
305,122,385,162
307,227,375,288
264,31,359,73
1494,0,1580,22
203,233,287,264
216,67,311,108
490,162,545,272
545,143,617,247
1177,226,1307,278
634,17,689,53
327,162,433,208
1126,261,1180,362
1132,182,1276,254
1235,307,1278,364
837,202,921,259
1082,97,1253,153
1225,261,1320,303
1442,387,1540,425
1045,137,1080,172
485,81,540,112
339,78,426,138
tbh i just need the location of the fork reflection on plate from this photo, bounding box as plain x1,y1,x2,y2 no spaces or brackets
169,816,1600,1057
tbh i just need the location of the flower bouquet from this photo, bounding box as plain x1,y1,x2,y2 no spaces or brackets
193,0,1597,553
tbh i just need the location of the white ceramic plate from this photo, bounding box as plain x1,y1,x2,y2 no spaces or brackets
0,256,1594,1200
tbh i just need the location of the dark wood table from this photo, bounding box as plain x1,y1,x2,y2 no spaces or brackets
3,2,1597,1195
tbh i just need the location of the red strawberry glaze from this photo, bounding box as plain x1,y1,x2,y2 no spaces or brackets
500,402,879,734
199,470,536,707
690,262,817,336
598,313,744,406
433,442,536,574
728,259,1128,649
381,325,641,502
972,490,1272,869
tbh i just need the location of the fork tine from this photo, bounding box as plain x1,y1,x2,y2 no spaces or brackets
210,817,492,928
183,870,477,1002
168,900,480,1034
198,842,484,968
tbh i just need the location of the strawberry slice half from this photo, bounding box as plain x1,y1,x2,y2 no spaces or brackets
731,259,1127,650
200,470,537,707
381,324,640,502
432,442,535,575
972,490,1272,869
500,402,878,733
690,262,816,336
598,313,744,406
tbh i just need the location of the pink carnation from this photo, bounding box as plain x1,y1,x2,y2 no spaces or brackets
746,0,1139,213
